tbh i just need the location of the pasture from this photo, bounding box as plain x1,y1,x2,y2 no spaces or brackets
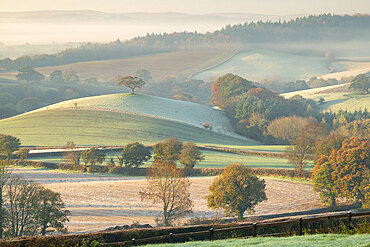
282,83,370,112
0,109,258,146
193,50,370,82
11,168,323,233
0,50,233,81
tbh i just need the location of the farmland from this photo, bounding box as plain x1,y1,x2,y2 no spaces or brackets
0,50,233,81
11,168,322,233
282,83,370,112
193,50,370,82
0,93,261,146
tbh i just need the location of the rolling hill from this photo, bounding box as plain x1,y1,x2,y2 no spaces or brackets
0,93,259,146
0,50,233,81
193,50,370,82
282,83,370,112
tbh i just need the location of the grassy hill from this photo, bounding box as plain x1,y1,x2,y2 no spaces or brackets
193,50,370,82
0,93,259,146
0,50,233,81
282,83,370,112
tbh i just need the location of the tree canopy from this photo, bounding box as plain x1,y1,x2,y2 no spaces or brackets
117,76,145,94
16,66,44,83
0,134,20,161
121,142,151,168
206,164,267,221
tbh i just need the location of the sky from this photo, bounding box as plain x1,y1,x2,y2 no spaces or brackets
1,0,370,15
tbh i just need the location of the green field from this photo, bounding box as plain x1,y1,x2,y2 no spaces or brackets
0,50,233,81
29,93,241,137
0,109,259,147
28,149,299,170
144,234,370,247
282,83,370,112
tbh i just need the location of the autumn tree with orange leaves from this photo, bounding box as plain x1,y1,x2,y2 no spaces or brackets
313,137,370,208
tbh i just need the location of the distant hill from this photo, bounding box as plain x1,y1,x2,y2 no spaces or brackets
0,93,259,146
1,14,369,71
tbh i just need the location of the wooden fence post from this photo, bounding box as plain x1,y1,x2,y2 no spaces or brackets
298,217,303,236
347,211,352,228
253,223,257,237
209,228,214,241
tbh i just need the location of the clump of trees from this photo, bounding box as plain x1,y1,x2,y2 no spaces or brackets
0,135,69,238
312,137,369,208
206,164,267,221
140,160,192,226
153,137,204,173
16,66,44,83
81,147,105,172
119,142,151,168
211,74,320,143
349,74,369,94
0,134,21,161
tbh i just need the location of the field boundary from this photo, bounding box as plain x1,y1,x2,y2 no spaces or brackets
102,211,370,246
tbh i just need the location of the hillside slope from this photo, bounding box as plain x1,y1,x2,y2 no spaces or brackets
282,83,370,112
0,94,259,146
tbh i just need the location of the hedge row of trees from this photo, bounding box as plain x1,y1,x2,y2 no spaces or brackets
1,14,369,71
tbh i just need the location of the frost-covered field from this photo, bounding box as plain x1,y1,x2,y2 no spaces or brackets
12,168,322,233
193,50,330,82
27,93,247,140
282,83,370,112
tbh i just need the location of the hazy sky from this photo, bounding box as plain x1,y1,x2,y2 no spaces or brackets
2,0,370,15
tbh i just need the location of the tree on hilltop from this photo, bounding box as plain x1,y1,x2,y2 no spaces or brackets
117,75,145,94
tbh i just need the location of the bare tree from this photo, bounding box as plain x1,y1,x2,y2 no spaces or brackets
0,161,10,238
140,160,192,226
6,177,40,237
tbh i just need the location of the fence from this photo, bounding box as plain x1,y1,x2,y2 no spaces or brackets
102,211,370,246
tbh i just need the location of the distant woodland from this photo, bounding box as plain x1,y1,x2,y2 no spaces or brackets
1,14,369,71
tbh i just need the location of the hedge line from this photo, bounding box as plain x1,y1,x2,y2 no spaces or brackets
3,215,367,246
17,160,312,180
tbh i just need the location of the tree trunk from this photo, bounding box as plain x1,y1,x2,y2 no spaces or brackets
131,88,135,94
237,210,244,222
329,197,336,207
0,188,3,239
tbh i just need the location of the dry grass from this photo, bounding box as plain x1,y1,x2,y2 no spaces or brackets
0,50,233,81
12,168,323,233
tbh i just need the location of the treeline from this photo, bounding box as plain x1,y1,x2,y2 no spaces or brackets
211,74,369,144
211,74,321,143
1,14,369,71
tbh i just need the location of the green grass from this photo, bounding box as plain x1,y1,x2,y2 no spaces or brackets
28,149,302,170
0,109,257,147
143,234,370,247
29,93,244,140
282,84,370,112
